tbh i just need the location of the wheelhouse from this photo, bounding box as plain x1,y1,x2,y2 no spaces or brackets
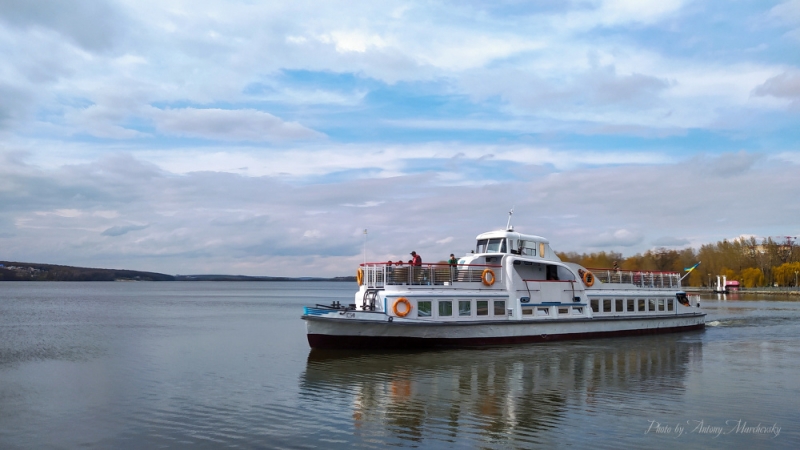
472,231,556,262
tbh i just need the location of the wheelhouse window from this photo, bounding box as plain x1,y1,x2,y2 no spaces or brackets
418,301,432,317
520,240,537,256
439,301,453,317
476,238,508,253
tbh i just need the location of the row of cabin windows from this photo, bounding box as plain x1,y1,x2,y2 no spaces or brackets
418,299,506,318
590,298,675,313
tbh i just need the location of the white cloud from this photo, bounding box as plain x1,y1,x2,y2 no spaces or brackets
753,70,800,104
150,108,324,142
587,229,644,247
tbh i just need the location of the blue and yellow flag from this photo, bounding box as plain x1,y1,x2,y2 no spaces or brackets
684,262,701,273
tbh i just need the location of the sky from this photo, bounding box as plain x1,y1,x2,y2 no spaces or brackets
1,0,799,277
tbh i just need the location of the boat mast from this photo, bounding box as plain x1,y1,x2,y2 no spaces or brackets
506,207,514,231
363,229,367,265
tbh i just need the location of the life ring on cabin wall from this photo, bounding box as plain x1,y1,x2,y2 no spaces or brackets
356,268,364,286
481,269,496,286
393,297,412,317
582,270,595,287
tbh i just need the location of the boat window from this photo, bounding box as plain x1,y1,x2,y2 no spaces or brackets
603,299,612,313
476,239,488,254
638,299,645,312
536,307,549,316
522,307,533,316
458,300,471,316
627,299,635,312
667,299,674,311
439,301,453,317
418,301,432,317
476,300,489,316
658,299,665,311
539,242,545,257
591,299,599,313
494,300,506,315
615,299,623,313
573,307,583,314
648,299,656,312
558,307,569,315
520,240,536,256
485,238,506,253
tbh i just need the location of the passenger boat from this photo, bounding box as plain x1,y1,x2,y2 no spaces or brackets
302,227,705,349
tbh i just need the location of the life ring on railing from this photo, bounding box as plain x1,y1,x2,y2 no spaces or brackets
481,269,496,286
356,268,364,286
393,297,412,317
582,270,595,287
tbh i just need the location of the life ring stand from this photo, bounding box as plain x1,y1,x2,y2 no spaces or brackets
393,297,412,317
481,269,496,286
356,268,364,286
582,270,595,287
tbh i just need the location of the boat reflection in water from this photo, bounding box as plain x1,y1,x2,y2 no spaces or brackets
299,334,703,447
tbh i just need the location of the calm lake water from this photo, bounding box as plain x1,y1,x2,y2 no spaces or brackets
1,282,798,449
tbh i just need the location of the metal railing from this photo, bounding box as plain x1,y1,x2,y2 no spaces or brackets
360,263,502,288
589,268,681,289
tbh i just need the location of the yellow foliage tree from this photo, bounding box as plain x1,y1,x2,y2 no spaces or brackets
740,267,765,288
772,262,800,286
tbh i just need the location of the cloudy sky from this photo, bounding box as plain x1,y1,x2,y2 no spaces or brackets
1,0,799,277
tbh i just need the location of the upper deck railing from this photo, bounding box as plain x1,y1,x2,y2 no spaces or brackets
360,262,502,288
588,268,681,289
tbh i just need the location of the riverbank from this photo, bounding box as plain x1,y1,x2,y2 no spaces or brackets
687,287,800,296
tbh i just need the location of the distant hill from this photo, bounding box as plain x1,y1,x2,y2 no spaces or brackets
0,261,355,282
0,261,175,281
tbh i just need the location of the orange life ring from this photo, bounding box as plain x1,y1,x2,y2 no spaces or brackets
356,268,364,286
582,270,594,287
393,297,412,317
481,269,495,286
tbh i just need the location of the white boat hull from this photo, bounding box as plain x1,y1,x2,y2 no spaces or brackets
304,313,706,349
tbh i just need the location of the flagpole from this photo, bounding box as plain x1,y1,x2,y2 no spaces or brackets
680,261,700,281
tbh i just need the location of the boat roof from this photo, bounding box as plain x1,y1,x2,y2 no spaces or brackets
476,230,550,244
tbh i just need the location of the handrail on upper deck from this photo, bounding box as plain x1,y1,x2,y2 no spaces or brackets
359,262,502,287
584,267,681,289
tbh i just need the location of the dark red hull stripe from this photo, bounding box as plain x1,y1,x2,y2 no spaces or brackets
307,323,705,349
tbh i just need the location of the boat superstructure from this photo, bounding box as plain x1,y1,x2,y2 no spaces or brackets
302,229,705,349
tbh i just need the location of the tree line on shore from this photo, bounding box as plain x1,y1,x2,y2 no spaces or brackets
558,236,800,288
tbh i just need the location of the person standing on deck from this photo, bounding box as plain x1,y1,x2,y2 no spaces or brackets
448,253,458,283
410,251,422,266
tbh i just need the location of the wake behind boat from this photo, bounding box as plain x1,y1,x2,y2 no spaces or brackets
302,227,705,349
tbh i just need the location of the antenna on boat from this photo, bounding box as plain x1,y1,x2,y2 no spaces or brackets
506,207,514,231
